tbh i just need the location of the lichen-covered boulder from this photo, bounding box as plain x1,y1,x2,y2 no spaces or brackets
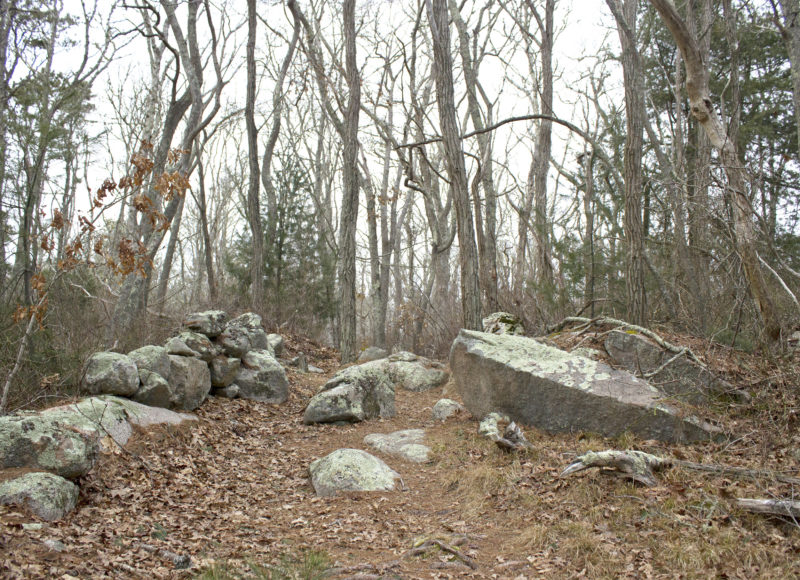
386,360,448,392
266,333,284,357
303,362,395,424
81,352,139,397
0,397,196,478
358,346,388,363
233,350,288,403
482,312,525,336
128,345,171,380
165,336,198,357
167,355,211,410
450,330,720,443
364,429,430,463
209,355,241,388
432,398,466,421
183,310,228,338
173,331,216,362
133,370,172,408
217,313,269,358
0,472,79,521
309,449,401,497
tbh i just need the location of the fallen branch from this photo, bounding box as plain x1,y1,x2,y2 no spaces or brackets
136,542,191,569
735,498,800,519
405,539,478,570
478,413,533,452
561,449,800,487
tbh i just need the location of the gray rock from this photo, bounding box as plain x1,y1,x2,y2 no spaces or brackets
571,347,601,361
387,360,449,392
0,397,195,478
213,384,240,399
289,353,308,373
308,365,325,374
43,539,66,552
165,336,198,357
604,330,738,403
167,355,211,410
128,345,171,380
81,352,139,397
209,355,241,388
388,351,417,362
432,398,466,421
0,472,79,521
303,362,395,424
217,312,269,358
133,370,172,408
482,312,525,336
450,330,721,443
234,350,289,403
364,429,429,463
183,310,228,338
175,331,217,362
266,333,284,357
309,448,401,497
358,346,389,363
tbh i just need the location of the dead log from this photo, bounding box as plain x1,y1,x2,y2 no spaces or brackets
735,498,800,519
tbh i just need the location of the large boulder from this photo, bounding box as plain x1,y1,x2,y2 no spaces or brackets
604,330,736,403
133,370,172,408
233,350,289,403
385,359,448,392
364,429,430,463
0,472,79,521
174,331,217,362
303,362,395,424
217,312,269,358
358,346,388,363
81,352,139,397
183,310,228,338
167,355,211,410
0,397,196,478
450,330,720,443
482,312,525,336
128,345,171,380
309,449,401,497
209,355,241,388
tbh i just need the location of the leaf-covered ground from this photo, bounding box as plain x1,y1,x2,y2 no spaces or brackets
2,333,800,579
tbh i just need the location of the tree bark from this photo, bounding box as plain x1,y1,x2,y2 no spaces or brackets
245,0,263,308
426,0,482,331
649,0,782,343
777,0,800,155
339,0,361,363
607,0,646,326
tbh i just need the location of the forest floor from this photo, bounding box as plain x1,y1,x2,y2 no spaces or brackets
2,332,800,579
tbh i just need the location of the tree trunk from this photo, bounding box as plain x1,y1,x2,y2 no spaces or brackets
427,0,482,330
245,0,263,309
649,0,782,343
339,0,361,363
778,0,800,155
608,0,647,326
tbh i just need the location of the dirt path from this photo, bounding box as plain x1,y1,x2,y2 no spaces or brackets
2,355,800,578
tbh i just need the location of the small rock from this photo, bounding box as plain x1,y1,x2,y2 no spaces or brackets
290,353,309,373
0,472,79,521
133,370,172,409
183,310,228,338
364,429,430,463
213,384,240,399
22,523,45,531
267,333,284,357
309,448,401,497
167,355,211,410
482,312,525,335
432,399,466,421
308,365,324,374
358,346,389,363
43,539,66,552
165,337,198,357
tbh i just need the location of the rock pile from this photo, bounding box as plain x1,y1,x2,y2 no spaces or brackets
81,311,289,411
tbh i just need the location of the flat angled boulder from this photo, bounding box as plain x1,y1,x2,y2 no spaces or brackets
364,429,430,463
234,350,288,403
303,362,395,424
450,330,720,443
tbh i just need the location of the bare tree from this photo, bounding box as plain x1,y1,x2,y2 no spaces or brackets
245,0,263,308
426,0,481,330
649,0,782,343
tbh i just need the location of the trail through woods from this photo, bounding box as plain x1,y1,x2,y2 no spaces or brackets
2,334,800,578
